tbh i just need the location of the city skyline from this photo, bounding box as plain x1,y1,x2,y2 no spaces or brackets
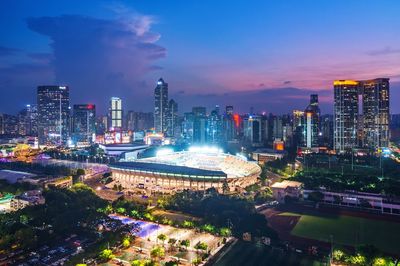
0,0,399,114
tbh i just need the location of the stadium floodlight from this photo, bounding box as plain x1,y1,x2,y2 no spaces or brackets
188,146,223,154
236,153,247,161
156,148,174,157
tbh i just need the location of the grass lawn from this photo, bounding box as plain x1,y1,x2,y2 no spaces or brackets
279,212,400,254
214,241,325,266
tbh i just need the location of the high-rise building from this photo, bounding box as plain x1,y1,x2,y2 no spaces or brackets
17,104,37,136
167,99,178,137
182,112,195,144
243,115,262,145
208,105,223,143
154,78,169,133
223,106,236,142
72,104,96,145
126,111,154,132
109,97,122,130
304,94,320,148
192,107,207,143
361,78,390,149
37,85,70,146
0,113,18,135
334,78,390,153
333,80,359,153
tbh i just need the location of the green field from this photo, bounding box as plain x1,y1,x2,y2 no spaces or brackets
279,212,400,255
214,241,325,266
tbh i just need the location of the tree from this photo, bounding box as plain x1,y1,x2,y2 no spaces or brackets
332,249,345,262
346,253,366,265
150,246,165,260
180,239,190,250
122,237,130,248
157,233,167,245
192,257,202,266
165,261,178,266
194,241,208,252
219,227,231,237
99,249,115,261
168,238,177,251
182,220,194,228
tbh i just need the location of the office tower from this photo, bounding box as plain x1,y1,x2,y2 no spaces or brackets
192,106,207,143
126,111,154,132
72,104,96,145
272,116,283,140
37,85,70,146
167,99,178,137
292,110,304,147
208,105,223,144
182,112,195,144
226,105,234,115
109,97,122,130
154,78,169,134
243,115,262,145
333,80,359,153
17,104,37,136
361,78,390,149
304,94,320,148
0,113,18,135
223,106,236,142
321,114,334,148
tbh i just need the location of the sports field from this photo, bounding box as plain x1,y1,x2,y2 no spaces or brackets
214,241,324,266
279,212,400,255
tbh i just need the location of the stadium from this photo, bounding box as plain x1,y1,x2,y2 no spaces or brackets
110,147,261,193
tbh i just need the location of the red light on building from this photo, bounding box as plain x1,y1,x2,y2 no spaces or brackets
233,114,240,128
87,104,94,110
273,140,285,151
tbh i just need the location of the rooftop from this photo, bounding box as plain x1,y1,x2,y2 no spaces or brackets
271,180,303,189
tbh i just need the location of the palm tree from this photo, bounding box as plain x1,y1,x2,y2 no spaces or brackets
157,233,167,245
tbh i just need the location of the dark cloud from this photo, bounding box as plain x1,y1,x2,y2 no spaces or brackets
0,46,20,56
25,14,166,113
172,87,334,114
367,46,400,56
283,80,291,85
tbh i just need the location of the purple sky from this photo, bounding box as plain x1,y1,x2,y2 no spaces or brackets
0,0,399,115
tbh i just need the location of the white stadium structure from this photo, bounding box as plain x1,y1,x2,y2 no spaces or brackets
110,147,261,193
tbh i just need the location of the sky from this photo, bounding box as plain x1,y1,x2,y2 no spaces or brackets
0,0,399,115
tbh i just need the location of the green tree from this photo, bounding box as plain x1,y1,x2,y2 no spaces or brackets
219,227,231,237
332,249,345,261
157,233,167,245
180,239,190,250
194,241,208,252
99,249,115,261
150,246,165,261
122,237,130,248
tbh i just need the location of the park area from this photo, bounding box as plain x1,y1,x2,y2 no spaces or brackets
102,214,224,265
266,208,400,255
214,241,325,266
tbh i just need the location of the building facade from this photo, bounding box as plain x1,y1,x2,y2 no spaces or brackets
109,97,122,130
361,78,390,149
72,104,96,146
333,80,359,153
154,78,169,134
37,85,70,146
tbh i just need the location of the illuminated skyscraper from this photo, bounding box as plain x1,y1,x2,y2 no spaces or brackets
304,94,320,148
72,104,96,145
37,85,70,146
109,97,122,129
154,78,168,133
166,99,178,137
334,80,359,153
361,78,390,149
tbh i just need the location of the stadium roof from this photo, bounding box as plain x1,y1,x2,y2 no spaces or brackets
110,161,227,178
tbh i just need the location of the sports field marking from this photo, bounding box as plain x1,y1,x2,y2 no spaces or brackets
278,212,400,255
